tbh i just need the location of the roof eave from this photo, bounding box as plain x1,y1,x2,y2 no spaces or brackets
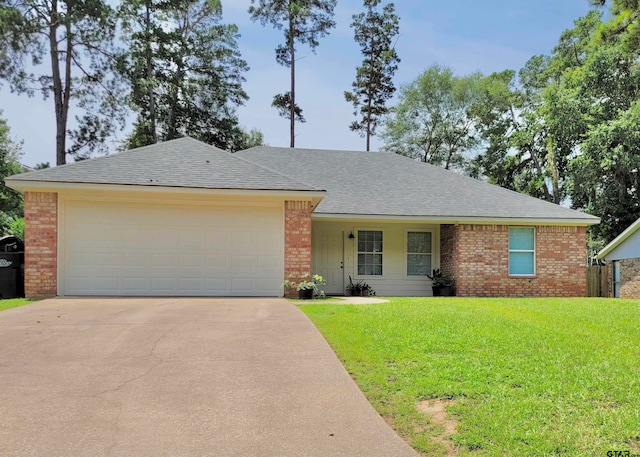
312,212,600,226
6,179,326,201
597,216,640,259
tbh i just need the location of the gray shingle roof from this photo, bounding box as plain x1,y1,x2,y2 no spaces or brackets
8,138,598,223
236,146,599,222
8,137,319,192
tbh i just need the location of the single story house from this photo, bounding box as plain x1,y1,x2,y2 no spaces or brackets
6,137,599,299
597,217,640,298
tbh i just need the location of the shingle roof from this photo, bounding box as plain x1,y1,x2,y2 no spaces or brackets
7,137,320,192
236,146,599,223
8,138,599,223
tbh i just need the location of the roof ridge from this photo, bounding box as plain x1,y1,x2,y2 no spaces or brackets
12,136,223,180
232,151,323,192
242,145,377,155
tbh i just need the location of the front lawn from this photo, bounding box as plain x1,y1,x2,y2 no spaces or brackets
301,298,640,457
0,298,33,312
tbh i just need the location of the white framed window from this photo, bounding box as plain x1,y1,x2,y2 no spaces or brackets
406,231,432,276
357,230,383,276
509,227,535,276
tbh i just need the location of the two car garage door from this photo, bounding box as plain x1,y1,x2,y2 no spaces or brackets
61,200,284,296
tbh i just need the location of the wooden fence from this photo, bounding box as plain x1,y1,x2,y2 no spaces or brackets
587,265,609,297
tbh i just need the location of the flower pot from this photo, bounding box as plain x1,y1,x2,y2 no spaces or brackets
298,288,314,300
361,289,370,297
432,285,454,297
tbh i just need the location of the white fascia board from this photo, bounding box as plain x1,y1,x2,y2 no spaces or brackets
6,179,325,201
311,212,600,226
597,216,640,259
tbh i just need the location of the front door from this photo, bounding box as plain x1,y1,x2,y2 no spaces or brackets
314,230,345,295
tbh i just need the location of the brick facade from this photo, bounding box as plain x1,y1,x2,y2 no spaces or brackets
619,258,640,298
441,224,587,297
24,192,58,298
284,200,312,297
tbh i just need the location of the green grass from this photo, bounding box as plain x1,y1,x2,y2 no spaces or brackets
0,298,33,312
301,297,640,457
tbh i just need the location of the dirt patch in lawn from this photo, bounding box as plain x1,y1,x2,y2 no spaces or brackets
416,399,458,456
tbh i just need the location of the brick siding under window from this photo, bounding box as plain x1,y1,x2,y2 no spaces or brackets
441,224,587,297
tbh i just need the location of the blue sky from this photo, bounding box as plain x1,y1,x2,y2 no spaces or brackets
0,0,595,166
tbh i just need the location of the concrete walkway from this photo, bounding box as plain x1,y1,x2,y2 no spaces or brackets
0,297,418,457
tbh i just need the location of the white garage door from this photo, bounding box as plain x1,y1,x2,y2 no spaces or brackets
62,200,284,296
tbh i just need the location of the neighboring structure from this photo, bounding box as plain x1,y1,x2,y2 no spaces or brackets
6,137,599,299
597,218,640,298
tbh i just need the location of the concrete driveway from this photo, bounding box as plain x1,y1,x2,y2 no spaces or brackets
0,298,418,457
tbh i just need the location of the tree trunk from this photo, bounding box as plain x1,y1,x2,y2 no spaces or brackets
365,76,372,152
145,0,157,143
289,12,295,148
166,68,184,140
365,35,374,152
49,0,67,166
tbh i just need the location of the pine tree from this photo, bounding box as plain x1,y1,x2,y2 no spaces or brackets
119,0,253,151
249,0,336,147
0,0,125,164
345,0,400,151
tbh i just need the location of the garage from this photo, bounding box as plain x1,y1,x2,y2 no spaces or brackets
61,199,284,296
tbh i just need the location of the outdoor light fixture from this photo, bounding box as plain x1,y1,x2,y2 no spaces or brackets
348,232,355,240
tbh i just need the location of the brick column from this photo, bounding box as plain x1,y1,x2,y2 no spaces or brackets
440,224,459,280
284,201,312,298
24,192,58,298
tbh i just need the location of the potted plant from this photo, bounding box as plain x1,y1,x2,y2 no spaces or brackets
346,276,376,297
282,274,327,299
427,269,455,296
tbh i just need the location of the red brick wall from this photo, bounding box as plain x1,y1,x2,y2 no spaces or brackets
24,192,58,298
447,224,587,297
284,201,312,297
440,224,459,279
620,258,640,298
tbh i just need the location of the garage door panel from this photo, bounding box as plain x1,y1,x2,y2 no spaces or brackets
63,200,284,296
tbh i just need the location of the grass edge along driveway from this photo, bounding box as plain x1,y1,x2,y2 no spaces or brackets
0,298,33,312
301,297,640,457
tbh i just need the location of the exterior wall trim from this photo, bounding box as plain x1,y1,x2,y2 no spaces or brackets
312,213,599,226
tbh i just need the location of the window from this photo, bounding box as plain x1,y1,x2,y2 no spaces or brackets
407,231,432,276
509,227,535,275
358,230,382,275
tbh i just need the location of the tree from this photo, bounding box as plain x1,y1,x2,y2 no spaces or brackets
249,0,336,147
382,65,483,170
271,91,305,123
0,0,124,165
345,0,400,151
119,0,252,151
0,111,24,235
238,128,266,149
470,12,603,205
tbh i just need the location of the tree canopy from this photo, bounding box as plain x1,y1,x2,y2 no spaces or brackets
0,111,24,236
119,0,255,152
382,65,483,170
0,0,125,164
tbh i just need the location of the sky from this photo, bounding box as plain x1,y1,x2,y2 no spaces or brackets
0,0,596,167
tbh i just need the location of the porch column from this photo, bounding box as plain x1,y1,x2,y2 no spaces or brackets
24,191,58,299
284,200,312,297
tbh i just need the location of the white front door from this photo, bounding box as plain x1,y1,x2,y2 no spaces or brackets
313,229,344,295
